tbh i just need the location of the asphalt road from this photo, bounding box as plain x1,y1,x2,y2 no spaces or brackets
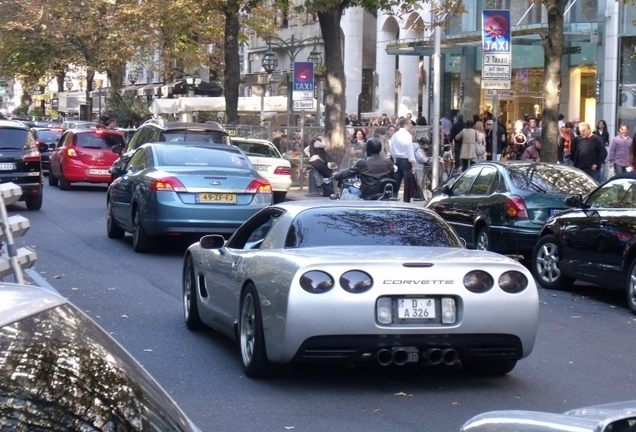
9,181,636,432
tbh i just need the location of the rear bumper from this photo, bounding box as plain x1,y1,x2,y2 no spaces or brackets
0,177,42,197
292,333,523,363
489,225,541,255
63,162,112,183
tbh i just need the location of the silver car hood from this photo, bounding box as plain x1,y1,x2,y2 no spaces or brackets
461,400,636,432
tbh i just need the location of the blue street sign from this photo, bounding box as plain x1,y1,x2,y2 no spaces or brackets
293,62,314,92
482,10,511,53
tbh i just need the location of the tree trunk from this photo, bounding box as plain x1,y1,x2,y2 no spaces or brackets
318,6,347,162
541,0,566,163
224,0,240,125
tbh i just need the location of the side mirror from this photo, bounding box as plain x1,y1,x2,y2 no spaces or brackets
564,194,582,208
199,234,225,250
327,162,338,170
442,184,452,195
112,144,123,155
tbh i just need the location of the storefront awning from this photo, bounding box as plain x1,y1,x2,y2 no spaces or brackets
385,22,598,56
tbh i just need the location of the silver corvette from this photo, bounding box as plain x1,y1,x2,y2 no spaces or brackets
182,201,539,378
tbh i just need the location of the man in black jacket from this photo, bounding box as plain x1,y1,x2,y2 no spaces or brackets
334,138,395,199
573,121,607,181
449,114,465,168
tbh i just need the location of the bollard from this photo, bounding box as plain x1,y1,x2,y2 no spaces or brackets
305,166,322,197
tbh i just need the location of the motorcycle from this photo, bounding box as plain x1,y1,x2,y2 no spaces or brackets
329,164,399,201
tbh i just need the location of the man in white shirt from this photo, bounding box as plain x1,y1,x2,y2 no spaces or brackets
440,112,452,137
390,117,417,197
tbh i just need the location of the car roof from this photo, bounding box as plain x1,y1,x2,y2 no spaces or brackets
140,142,242,153
141,119,227,133
67,128,124,136
230,137,274,144
0,119,30,130
0,283,67,328
270,200,432,219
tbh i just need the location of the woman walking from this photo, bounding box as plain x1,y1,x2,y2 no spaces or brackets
453,119,478,171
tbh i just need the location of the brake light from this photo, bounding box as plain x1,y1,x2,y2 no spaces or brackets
505,195,528,218
245,178,272,194
66,148,77,157
95,129,104,134
274,166,292,175
35,141,45,151
149,177,187,192
22,152,41,162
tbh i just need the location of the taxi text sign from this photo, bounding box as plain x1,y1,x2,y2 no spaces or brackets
482,10,511,53
293,62,314,92
482,10,511,87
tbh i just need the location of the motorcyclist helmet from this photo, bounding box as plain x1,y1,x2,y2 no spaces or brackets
366,137,382,156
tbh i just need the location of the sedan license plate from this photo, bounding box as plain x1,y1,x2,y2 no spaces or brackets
254,165,269,172
198,193,237,204
0,162,15,170
89,169,109,175
397,298,436,319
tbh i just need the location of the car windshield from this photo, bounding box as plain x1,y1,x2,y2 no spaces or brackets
0,304,193,430
162,130,230,145
507,164,597,194
0,127,29,149
286,208,461,248
36,130,63,143
155,146,250,169
235,142,280,158
75,132,125,149
587,178,636,208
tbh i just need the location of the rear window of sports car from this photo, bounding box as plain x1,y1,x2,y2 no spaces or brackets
285,208,460,248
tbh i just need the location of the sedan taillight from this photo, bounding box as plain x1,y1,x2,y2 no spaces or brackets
149,177,187,192
245,178,272,194
274,166,292,175
505,195,528,218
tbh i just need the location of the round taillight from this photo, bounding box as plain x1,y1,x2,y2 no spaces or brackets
463,270,494,293
498,271,528,293
299,271,334,294
340,270,373,293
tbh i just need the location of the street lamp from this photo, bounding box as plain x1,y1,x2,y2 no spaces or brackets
185,75,202,96
307,42,323,126
127,70,138,86
95,78,103,117
260,35,323,128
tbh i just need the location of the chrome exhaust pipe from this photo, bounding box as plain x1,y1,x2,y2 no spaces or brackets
424,348,444,365
442,348,459,366
391,348,409,366
375,349,393,366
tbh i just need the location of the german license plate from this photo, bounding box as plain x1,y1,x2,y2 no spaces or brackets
0,163,15,170
254,165,269,172
89,169,109,175
198,193,237,203
397,298,436,319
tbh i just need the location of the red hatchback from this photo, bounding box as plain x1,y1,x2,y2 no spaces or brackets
49,128,125,189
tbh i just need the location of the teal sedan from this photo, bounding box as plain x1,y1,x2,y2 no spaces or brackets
106,143,273,252
426,161,598,258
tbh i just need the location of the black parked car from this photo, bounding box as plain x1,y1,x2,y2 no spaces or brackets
531,171,636,314
30,127,63,172
0,120,43,210
426,161,597,257
109,120,231,181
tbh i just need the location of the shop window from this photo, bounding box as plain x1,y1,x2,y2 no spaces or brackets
618,36,636,132
569,0,597,23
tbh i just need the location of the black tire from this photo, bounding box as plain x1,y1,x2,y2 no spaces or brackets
183,256,203,330
273,191,287,204
59,172,71,190
625,260,636,315
531,234,575,290
239,284,271,378
48,173,59,186
132,208,152,253
463,359,517,376
24,194,42,211
106,199,125,239
475,227,490,251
